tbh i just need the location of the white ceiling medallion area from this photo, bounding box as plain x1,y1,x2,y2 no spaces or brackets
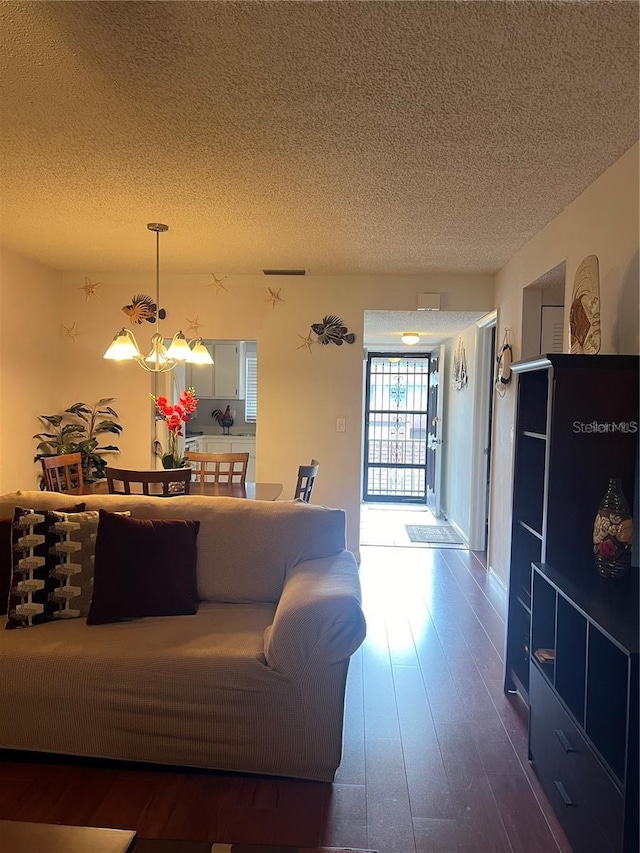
0,2,637,275
364,311,489,351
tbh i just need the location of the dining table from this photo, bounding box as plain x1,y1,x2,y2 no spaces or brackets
192,482,283,501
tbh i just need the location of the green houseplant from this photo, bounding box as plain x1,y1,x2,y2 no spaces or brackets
34,398,123,485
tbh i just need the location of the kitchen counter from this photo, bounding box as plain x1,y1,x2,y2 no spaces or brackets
186,431,255,438
184,434,256,480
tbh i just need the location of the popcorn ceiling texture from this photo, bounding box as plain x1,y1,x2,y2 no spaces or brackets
364,310,488,348
0,1,637,275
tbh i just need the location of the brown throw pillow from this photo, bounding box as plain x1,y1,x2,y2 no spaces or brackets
5,504,86,629
0,517,12,616
86,510,200,625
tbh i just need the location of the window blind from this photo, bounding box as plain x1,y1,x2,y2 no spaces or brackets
245,355,257,421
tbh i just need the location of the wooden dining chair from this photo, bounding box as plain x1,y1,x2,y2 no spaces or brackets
41,453,85,495
294,459,319,502
104,466,192,497
184,451,249,493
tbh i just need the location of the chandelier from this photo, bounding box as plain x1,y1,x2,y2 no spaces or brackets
103,223,213,373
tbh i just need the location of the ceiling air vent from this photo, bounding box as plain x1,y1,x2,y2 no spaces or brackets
262,268,306,275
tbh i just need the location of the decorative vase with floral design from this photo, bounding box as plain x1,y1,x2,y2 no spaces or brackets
593,478,633,579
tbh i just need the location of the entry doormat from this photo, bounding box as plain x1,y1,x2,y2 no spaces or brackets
133,842,376,853
405,524,464,545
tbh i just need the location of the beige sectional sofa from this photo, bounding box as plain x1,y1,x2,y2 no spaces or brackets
0,490,366,782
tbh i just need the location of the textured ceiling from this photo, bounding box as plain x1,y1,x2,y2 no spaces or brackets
364,309,489,349
0,1,637,276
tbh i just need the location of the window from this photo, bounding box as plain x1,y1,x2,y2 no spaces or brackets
244,353,257,421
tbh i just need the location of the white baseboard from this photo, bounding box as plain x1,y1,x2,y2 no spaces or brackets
446,516,469,548
488,564,507,590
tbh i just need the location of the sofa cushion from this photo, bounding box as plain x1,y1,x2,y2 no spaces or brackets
51,510,131,618
6,504,86,629
0,491,88,516
0,517,12,616
86,510,200,625
0,492,347,604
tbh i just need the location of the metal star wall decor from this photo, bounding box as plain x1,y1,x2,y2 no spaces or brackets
186,316,204,335
61,321,82,343
266,287,284,309
79,277,100,299
297,332,314,354
207,273,228,295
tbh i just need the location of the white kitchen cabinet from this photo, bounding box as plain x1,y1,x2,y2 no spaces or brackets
213,344,239,398
186,342,241,400
187,343,215,398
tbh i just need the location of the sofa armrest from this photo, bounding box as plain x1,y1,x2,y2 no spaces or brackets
263,550,366,679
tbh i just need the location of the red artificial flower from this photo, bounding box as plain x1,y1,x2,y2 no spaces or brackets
151,388,199,433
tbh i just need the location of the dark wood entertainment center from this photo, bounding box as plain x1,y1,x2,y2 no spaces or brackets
503,354,639,853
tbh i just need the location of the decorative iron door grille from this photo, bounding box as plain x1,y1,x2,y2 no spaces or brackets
363,353,430,502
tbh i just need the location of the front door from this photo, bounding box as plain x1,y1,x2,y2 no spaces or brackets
363,353,430,503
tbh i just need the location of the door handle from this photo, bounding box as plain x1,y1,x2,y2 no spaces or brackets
554,729,575,753
554,780,574,807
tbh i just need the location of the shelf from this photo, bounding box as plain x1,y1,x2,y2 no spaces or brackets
534,563,639,655
518,520,543,540
512,434,546,533
586,628,629,785
507,357,639,853
515,368,549,435
509,523,543,608
533,563,638,792
555,595,586,724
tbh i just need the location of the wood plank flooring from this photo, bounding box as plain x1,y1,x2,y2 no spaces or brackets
0,542,572,853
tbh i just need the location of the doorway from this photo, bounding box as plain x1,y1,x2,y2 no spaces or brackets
468,312,498,552
362,353,430,503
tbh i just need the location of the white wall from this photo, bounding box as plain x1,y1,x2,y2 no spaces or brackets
0,248,62,493
489,142,639,586
440,323,479,541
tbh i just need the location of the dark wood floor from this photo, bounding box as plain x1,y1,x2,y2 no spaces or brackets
0,544,572,853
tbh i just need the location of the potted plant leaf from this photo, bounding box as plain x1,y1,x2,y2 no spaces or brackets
34,398,123,486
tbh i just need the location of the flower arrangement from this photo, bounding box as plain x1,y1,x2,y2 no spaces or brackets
151,387,198,469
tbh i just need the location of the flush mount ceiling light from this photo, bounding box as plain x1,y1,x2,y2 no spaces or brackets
401,332,421,345
104,224,213,373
